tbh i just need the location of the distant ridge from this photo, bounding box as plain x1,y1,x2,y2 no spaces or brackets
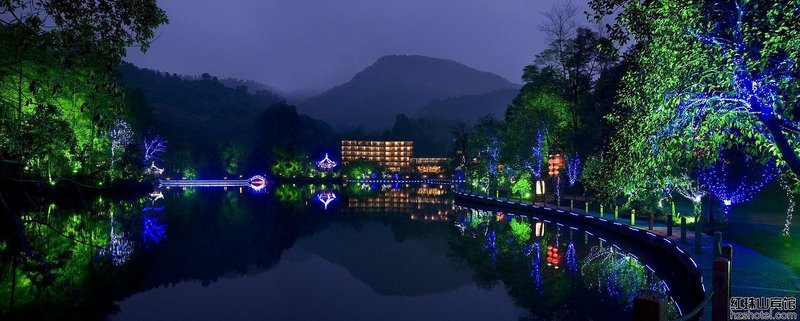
416,88,517,124
300,55,519,131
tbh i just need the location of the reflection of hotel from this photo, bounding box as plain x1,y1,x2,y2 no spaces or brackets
411,157,448,174
340,140,448,174
344,185,452,221
341,140,413,172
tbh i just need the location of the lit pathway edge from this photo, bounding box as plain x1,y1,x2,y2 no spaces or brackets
450,189,800,321
453,190,713,319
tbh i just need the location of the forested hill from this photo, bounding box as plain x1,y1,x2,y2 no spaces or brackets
416,88,518,125
300,55,519,131
117,63,337,176
117,63,282,145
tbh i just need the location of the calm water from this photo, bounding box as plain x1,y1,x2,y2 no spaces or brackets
1,184,681,320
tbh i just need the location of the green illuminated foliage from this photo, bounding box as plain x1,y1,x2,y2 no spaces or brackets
342,160,382,179
0,0,167,184
509,218,532,243
589,0,800,199
511,172,533,198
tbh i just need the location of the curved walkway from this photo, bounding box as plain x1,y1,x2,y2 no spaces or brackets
452,190,800,321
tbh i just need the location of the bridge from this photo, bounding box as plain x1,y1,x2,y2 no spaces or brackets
159,175,268,191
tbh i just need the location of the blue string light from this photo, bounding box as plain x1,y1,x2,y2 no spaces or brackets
666,0,798,154
485,231,498,265
526,130,546,179
566,153,581,187
143,131,167,164
487,138,499,176
700,159,778,219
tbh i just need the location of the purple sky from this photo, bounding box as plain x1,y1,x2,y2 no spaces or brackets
125,0,592,94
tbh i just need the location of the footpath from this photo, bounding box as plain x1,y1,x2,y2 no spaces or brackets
453,189,800,321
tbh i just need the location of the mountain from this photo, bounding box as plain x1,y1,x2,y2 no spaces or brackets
117,63,337,175
416,88,518,124
300,55,519,131
118,63,283,146
218,77,288,97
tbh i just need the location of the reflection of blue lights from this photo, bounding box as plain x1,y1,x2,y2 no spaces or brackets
566,241,578,274
485,231,497,265
142,215,167,248
142,206,164,213
531,241,542,295
100,217,132,266
316,191,337,210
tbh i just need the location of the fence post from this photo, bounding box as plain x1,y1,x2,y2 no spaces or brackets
680,217,687,243
600,204,604,218
695,219,703,254
723,244,733,291
648,212,654,230
714,231,723,258
585,201,589,215
712,257,731,321
667,215,673,236
722,244,733,261
631,209,636,226
615,205,619,221
632,290,666,321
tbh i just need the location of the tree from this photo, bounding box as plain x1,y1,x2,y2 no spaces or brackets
143,131,167,164
512,172,533,198
590,0,800,180
109,119,133,166
0,0,168,183
221,142,248,175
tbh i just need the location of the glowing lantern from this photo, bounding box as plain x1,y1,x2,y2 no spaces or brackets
547,153,565,177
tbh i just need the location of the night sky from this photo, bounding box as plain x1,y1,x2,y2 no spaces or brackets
124,0,592,94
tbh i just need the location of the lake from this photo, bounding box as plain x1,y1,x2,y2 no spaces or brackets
1,183,682,320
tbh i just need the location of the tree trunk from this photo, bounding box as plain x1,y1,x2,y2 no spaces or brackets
759,111,800,178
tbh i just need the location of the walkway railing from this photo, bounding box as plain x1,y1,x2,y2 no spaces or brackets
452,186,732,321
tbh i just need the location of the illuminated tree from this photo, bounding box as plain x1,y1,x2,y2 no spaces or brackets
700,155,777,220
143,131,167,164
512,172,533,199
486,138,500,190
566,153,581,187
669,173,706,217
221,141,248,175
109,119,133,166
526,129,547,179
0,0,167,182
590,0,800,179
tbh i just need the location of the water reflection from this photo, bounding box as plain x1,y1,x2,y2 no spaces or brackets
1,184,685,321
451,208,680,320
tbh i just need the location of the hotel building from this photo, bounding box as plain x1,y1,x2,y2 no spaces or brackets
341,140,413,172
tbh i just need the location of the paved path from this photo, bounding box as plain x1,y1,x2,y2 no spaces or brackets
455,191,800,321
